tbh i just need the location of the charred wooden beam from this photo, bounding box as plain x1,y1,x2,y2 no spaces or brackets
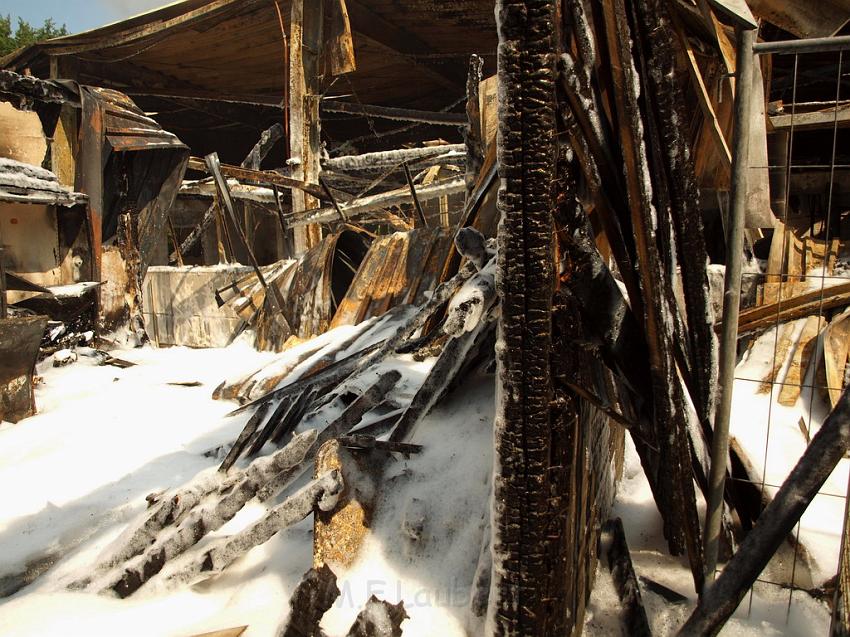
0,244,6,319
402,162,428,228
186,157,326,200
321,100,467,126
680,387,850,636
170,202,217,263
490,0,561,634
280,565,340,637
322,145,465,172
337,435,422,455
600,0,704,591
389,323,489,444
257,371,402,501
736,281,850,335
633,0,717,434
229,259,480,419
218,401,272,473
286,178,465,228
156,470,344,593
90,430,318,597
241,123,285,171
465,54,485,200
289,0,323,254
600,518,652,637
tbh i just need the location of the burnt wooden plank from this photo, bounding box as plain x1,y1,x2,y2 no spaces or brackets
600,0,704,591
490,0,564,633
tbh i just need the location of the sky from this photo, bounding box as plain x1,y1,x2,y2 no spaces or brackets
2,0,169,35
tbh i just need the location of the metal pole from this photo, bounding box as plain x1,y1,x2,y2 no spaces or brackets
753,34,850,55
703,26,756,588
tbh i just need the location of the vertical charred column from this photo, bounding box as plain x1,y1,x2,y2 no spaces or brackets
632,0,717,432
489,0,559,635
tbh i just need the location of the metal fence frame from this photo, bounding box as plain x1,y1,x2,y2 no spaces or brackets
708,31,850,633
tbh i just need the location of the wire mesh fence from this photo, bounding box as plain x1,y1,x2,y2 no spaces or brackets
724,39,850,633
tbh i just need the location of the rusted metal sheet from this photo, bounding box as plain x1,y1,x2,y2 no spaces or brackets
77,86,189,282
330,227,453,328
0,315,47,423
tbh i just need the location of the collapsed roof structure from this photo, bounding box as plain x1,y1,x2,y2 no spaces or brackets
3,0,850,635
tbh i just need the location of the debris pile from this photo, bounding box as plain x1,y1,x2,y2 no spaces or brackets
2,0,850,635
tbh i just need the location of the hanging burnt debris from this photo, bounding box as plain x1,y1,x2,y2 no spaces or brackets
0,70,189,339
5,0,850,635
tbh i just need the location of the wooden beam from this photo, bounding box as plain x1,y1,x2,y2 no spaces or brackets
680,387,850,635
289,0,323,254
737,281,850,334
672,14,732,171
186,157,326,200
287,178,465,228
44,0,264,56
320,100,467,125
770,103,850,131
600,0,705,592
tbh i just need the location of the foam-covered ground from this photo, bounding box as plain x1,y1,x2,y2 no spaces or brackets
0,327,495,637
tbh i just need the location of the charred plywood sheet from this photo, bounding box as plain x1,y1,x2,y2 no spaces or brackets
330,227,453,328
0,315,47,423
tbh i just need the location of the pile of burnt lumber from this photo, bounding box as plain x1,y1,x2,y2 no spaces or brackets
69,231,497,606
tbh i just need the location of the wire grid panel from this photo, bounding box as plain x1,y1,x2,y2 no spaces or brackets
729,44,850,630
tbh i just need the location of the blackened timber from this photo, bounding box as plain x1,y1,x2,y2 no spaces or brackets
402,162,428,228
600,0,705,591
337,435,422,455
555,51,643,320
280,565,340,637
465,54,485,199
158,471,343,592
219,400,272,473
389,325,487,444
228,260,479,419
241,123,285,171
320,101,468,126
205,152,293,334
286,178,465,228
600,518,653,637
553,161,650,433
257,371,402,502
98,430,318,597
186,157,326,200
170,202,216,263
490,0,560,634
680,388,850,636
322,145,465,172
633,0,717,432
